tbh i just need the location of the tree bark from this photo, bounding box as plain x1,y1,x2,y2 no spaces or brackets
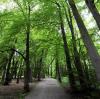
16,64,21,84
13,61,18,79
37,50,43,81
67,0,100,80
48,67,50,77
56,3,76,90
4,50,15,85
50,64,53,77
85,0,100,30
1,59,8,85
64,5,89,90
55,58,62,83
24,4,31,92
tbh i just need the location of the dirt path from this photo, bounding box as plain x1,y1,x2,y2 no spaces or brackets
25,78,70,99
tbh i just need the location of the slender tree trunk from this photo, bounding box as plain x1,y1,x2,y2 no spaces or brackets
64,5,89,90
24,5,31,92
67,0,100,80
55,44,62,82
13,61,18,79
33,60,37,79
37,57,42,81
37,50,44,81
24,24,30,91
1,59,8,85
55,58,62,83
16,64,21,84
85,0,100,30
11,57,15,79
50,65,53,77
56,3,76,90
48,57,54,77
4,50,15,85
82,56,90,81
48,67,49,77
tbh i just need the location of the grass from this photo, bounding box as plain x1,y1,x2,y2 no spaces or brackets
17,93,27,99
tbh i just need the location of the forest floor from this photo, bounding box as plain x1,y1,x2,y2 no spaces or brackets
0,80,27,99
25,78,100,99
0,78,99,99
25,78,71,99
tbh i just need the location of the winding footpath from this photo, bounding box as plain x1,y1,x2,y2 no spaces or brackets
25,78,71,99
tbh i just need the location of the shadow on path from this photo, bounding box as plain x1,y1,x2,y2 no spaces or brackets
25,78,71,99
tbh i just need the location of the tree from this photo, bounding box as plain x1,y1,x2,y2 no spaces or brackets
56,2,77,90
85,0,100,30
67,0,100,81
24,2,31,92
64,4,89,90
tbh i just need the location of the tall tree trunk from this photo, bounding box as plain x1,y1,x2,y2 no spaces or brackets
16,64,21,84
55,58,62,83
64,5,89,90
10,57,15,79
67,0,100,80
13,61,18,79
4,50,15,85
82,55,90,82
55,44,62,82
24,5,31,92
49,57,54,77
47,67,49,77
50,64,53,77
56,3,76,90
1,59,8,85
24,24,30,91
37,57,42,81
85,0,100,30
37,50,44,81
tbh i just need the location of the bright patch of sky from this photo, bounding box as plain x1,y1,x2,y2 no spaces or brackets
0,0,16,12
0,0,40,12
32,4,40,12
77,1,100,45
77,1,96,29
77,1,85,7
98,31,100,35
81,9,96,29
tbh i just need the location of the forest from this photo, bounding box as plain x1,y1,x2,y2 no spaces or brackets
0,0,100,99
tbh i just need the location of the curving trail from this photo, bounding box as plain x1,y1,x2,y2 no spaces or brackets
25,78,70,99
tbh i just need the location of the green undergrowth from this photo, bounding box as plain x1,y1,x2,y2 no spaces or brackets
60,77,100,99
17,93,25,99
61,77,69,87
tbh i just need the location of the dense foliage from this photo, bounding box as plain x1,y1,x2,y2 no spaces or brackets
0,0,100,94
